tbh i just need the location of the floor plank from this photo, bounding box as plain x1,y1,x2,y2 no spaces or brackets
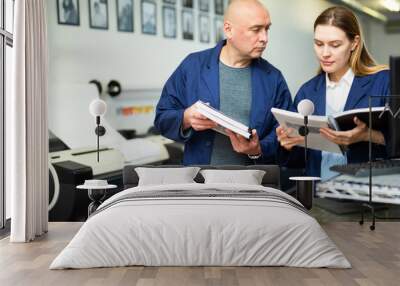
0,222,399,286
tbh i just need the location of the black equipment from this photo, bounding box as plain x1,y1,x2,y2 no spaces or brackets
387,56,400,159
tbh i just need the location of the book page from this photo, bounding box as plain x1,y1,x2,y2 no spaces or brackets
271,108,343,154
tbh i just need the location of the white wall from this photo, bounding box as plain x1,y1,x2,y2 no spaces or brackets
47,0,400,97
47,0,335,96
367,20,400,65
47,0,217,89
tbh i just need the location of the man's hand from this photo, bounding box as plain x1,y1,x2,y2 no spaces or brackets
226,129,262,156
276,125,304,151
182,103,218,131
319,117,368,146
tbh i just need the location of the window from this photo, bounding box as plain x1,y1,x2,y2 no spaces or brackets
0,0,13,231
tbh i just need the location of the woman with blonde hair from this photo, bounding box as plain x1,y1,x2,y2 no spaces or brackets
277,6,389,180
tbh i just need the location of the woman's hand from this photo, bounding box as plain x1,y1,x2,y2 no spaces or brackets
319,116,385,146
276,125,304,151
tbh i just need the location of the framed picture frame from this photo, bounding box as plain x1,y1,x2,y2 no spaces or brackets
199,14,210,43
214,0,224,15
141,0,157,35
182,0,193,8
163,0,176,4
163,6,177,38
199,0,209,12
182,9,194,40
57,0,80,26
89,0,109,30
214,16,224,43
117,0,134,32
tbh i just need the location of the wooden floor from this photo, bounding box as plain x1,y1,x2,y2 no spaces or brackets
0,222,399,286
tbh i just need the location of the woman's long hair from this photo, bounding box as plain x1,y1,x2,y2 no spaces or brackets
314,6,387,76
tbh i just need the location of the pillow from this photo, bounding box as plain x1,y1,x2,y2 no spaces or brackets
135,167,201,186
200,169,266,185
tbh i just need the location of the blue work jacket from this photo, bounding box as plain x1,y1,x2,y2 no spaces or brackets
282,70,390,177
155,41,292,165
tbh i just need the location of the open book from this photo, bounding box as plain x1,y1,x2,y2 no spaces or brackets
329,106,387,131
271,106,386,154
194,100,252,139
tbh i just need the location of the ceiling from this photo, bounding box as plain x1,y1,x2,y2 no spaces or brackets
361,0,400,20
330,0,400,32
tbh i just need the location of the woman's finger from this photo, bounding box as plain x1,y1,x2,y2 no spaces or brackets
354,116,367,128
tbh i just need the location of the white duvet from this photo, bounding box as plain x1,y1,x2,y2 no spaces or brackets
50,183,351,269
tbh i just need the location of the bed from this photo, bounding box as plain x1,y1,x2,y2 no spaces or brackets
50,165,350,269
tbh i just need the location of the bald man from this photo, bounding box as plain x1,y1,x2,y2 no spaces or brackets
155,0,292,165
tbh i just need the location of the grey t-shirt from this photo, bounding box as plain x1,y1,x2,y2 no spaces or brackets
210,61,252,165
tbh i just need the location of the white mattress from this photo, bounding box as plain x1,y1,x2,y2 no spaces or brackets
50,183,351,269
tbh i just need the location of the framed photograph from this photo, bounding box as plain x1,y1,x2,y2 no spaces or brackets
199,0,209,12
199,14,210,43
117,0,134,32
182,0,193,9
141,0,157,35
163,0,176,4
57,0,80,26
214,0,224,15
182,10,194,40
163,6,177,38
89,0,109,29
214,17,224,43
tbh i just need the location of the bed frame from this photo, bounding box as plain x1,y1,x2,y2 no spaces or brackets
123,165,281,190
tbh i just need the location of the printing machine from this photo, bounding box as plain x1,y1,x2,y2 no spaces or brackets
47,83,182,221
48,135,175,221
